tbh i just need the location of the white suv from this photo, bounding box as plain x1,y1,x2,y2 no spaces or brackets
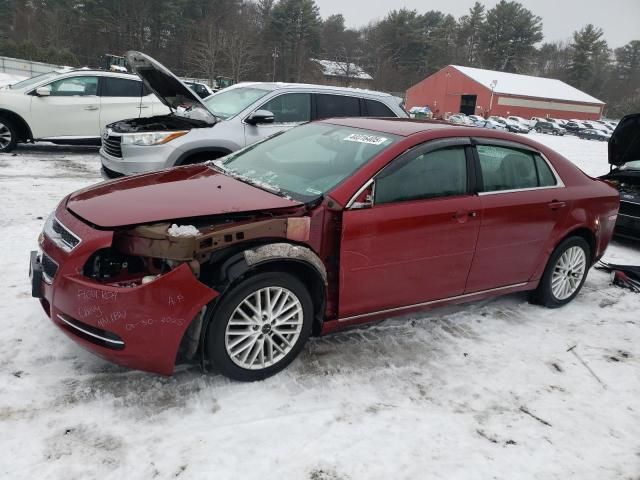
0,70,168,152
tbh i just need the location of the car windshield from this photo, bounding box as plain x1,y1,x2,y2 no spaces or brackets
203,86,271,120
213,123,399,201
8,71,59,90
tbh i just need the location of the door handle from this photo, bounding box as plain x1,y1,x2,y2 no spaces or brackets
452,210,477,222
84,105,99,111
548,200,566,210
139,105,149,109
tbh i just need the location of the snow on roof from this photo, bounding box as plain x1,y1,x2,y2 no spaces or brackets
312,59,373,81
452,65,604,105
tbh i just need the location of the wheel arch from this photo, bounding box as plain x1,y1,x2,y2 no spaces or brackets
560,226,597,264
195,241,328,369
0,109,32,141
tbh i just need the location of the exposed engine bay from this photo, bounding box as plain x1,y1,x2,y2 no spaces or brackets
82,216,313,288
109,114,212,133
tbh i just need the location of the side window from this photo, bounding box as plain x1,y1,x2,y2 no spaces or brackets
47,76,98,96
375,147,467,204
258,93,311,123
477,145,556,192
365,99,396,117
534,154,557,187
316,94,360,119
101,77,143,97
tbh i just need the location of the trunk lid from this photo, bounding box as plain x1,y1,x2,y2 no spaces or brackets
125,51,216,124
609,113,640,167
67,165,301,228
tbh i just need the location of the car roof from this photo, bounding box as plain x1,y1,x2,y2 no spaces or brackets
318,117,466,136
229,81,397,99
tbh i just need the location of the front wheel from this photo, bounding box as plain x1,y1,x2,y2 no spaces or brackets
532,236,591,308
206,271,313,381
0,118,18,153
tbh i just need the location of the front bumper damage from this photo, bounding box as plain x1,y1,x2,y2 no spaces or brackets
32,203,219,375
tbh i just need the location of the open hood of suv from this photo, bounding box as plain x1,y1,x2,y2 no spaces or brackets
66,165,301,228
126,51,216,124
609,113,640,167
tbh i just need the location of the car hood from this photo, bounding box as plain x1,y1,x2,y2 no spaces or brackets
126,51,216,124
66,165,302,228
609,113,640,167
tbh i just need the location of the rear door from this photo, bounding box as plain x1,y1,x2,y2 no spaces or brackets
339,139,481,320
464,140,569,292
243,92,311,146
99,76,145,128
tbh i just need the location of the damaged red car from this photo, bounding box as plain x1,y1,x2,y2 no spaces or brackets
31,118,619,381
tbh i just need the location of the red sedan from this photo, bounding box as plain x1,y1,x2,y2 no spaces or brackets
30,118,619,381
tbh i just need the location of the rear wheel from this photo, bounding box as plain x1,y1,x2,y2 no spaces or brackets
0,118,18,153
533,237,590,308
206,271,313,381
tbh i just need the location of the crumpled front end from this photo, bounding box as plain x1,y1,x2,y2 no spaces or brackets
32,201,219,375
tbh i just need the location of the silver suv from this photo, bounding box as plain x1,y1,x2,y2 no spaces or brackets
100,52,407,178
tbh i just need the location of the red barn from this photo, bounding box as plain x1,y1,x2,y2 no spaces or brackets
406,65,605,121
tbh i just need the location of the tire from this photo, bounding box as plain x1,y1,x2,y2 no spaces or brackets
532,236,591,308
536,128,541,133
206,271,313,381
0,117,18,153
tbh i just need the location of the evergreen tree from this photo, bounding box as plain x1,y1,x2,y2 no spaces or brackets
456,2,485,66
567,24,610,95
479,0,543,72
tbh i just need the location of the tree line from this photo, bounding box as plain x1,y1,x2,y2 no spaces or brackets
1,0,638,117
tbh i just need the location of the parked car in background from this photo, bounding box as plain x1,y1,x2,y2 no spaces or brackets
490,116,530,133
563,121,585,135
578,128,610,141
507,115,533,128
468,114,484,124
0,69,169,152
184,80,215,99
100,51,408,178
477,119,507,131
31,118,619,380
600,113,640,239
534,121,565,135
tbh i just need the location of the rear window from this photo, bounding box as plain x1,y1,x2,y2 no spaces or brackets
101,77,142,97
477,145,557,192
365,99,395,117
316,94,360,119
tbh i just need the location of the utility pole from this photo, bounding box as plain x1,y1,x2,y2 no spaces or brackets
271,47,279,82
489,79,498,113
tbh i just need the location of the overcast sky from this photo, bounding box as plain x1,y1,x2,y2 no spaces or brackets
314,0,640,48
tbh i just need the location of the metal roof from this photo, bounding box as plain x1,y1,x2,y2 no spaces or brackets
452,65,604,105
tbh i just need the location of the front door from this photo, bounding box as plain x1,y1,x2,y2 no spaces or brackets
339,140,481,320
243,92,311,147
465,142,569,292
30,75,100,138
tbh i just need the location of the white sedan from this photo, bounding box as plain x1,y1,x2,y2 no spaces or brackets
0,69,168,152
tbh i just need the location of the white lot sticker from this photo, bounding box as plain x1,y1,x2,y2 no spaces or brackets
343,133,388,145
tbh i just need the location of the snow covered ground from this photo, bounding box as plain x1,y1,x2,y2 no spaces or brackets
0,135,638,479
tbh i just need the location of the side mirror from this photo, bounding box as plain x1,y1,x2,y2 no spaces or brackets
35,86,51,97
246,109,275,125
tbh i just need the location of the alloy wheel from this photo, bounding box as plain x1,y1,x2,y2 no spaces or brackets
224,286,304,370
0,122,12,150
551,246,587,300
